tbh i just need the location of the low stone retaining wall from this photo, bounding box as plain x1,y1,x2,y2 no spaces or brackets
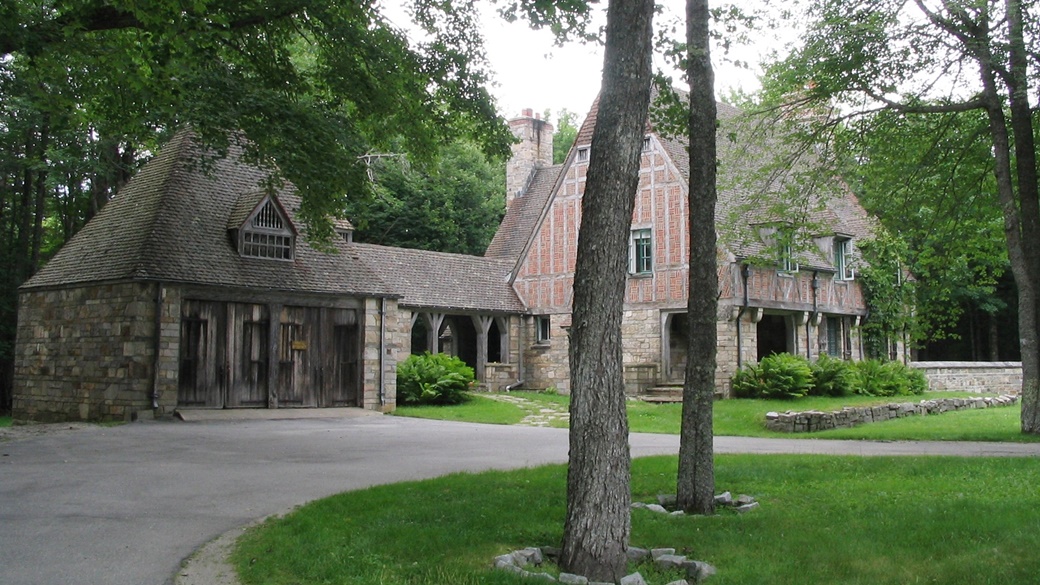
911,361,1022,394
765,395,1019,433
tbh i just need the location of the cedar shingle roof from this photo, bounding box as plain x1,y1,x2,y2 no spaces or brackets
484,164,563,262
351,244,525,313
24,130,394,298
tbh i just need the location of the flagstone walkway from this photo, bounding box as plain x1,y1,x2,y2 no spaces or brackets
481,393,570,427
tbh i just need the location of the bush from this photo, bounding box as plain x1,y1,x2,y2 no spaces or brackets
396,352,474,406
731,353,813,400
853,359,926,397
809,354,859,397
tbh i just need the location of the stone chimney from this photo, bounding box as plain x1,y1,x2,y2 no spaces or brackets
505,108,553,208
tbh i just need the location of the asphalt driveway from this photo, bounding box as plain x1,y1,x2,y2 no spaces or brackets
1,413,1037,585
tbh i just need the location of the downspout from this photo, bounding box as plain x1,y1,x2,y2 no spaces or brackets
151,282,164,411
808,271,819,360
379,298,387,407
736,264,751,369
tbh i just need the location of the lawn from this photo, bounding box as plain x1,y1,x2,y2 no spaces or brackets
395,391,1040,442
234,454,1040,585
0,416,10,428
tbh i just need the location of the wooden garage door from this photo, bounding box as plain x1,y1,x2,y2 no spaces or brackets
178,300,226,407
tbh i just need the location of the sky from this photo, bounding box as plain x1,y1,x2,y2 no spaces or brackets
384,2,797,127
478,2,794,124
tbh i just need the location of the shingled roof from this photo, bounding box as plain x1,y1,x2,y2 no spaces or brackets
484,164,563,263
351,244,525,313
23,130,394,298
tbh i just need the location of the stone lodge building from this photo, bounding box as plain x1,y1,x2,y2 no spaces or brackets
13,97,880,422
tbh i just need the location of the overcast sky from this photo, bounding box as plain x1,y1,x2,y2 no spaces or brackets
383,2,797,127
479,2,795,124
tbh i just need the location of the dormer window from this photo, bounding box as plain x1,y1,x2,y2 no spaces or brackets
240,198,295,260
834,237,854,281
777,229,798,274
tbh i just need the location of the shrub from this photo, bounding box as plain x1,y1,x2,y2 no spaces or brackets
853,359,926,397
809,354,859,397
396,352,474,405
731,353,813,400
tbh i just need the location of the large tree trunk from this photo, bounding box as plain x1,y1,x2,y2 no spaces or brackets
1003,0,1040,433
560,0,654,580
676,0,717,515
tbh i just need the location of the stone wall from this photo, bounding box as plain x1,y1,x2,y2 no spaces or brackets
765,395,1019,433
911,361,1022,395
522,314,572,393
363,297,402,412
14,281,160,422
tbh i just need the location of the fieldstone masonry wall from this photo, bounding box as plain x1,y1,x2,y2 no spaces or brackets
14,281,160,422
765,395,1019,433
911,361,1022,394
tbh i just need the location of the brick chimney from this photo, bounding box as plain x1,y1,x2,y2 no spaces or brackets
505,108,554,209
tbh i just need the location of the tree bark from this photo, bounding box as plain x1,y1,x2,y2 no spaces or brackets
1003,0,1040,433
560,0,654,580
676,0,717,516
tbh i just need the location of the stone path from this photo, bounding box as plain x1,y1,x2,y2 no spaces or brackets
482,393,570,426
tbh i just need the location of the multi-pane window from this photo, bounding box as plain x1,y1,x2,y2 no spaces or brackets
241,199,294,260
642,136,652,152
834,237,854,280
630,228,653,274
777,229,797,273
536,315,551,343
577,147,589,163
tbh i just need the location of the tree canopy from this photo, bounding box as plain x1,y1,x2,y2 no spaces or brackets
759,0,1040,432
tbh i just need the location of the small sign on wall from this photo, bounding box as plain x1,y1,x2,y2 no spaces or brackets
292,340,308,351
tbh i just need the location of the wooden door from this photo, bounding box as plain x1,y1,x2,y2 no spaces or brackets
227,303,269,407
323,308,360,407
177,300,226,407
277,306,320,407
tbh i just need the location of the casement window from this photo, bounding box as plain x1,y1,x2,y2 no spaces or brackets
536,316,551,343
576,147,589,163
241,199,294,260
778,235,798,274
834,237,854,281
642,136,652,152
629,228,653,275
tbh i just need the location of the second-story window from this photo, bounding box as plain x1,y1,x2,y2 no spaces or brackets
630,228,653,275
834,237,854,280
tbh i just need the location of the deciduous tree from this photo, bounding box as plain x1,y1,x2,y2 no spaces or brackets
765,0,1040,433
562,0,654,579
676,0,717,517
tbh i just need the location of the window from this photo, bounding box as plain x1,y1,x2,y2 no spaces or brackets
642,136,652,152
241,199,294,260
536,316,551,343
777,229,797,274
577,147,589,163
826,316,850,358
630,228,653,274
834,238,854,280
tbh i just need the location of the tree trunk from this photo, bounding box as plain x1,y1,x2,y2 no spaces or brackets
676,0,717,516
560,0,654,580
1003,0,1040,433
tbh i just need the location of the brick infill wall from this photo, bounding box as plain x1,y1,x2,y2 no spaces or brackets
765,395,1019,433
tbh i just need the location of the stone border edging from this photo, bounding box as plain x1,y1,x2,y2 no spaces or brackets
765,395,1019,433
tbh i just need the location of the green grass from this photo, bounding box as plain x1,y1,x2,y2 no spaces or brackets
394,391,1040,442
0,416,10,428
235,455,1040,585
393,393,528,425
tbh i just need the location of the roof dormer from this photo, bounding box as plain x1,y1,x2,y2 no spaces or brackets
230,194,297,260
